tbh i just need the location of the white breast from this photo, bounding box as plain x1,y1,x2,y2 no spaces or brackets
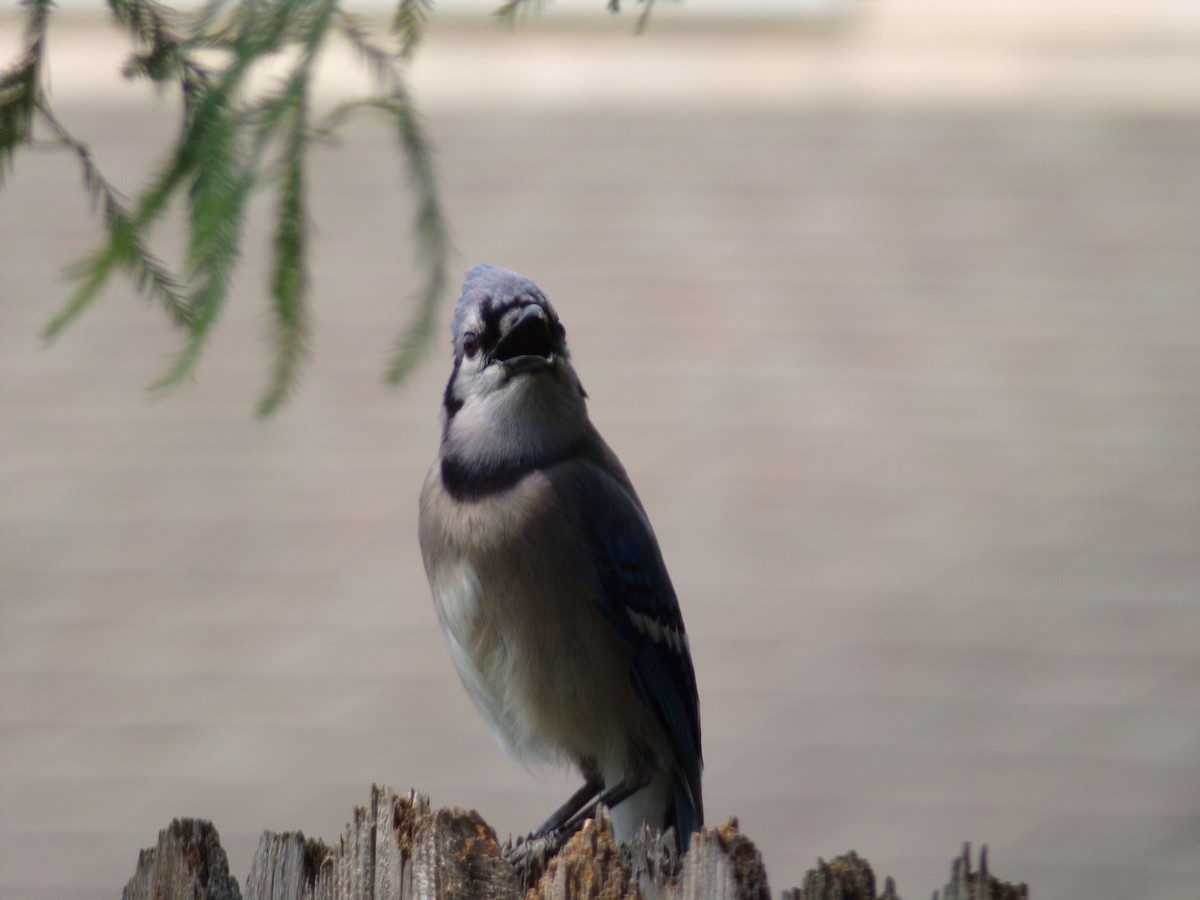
430,560,490,717
431,560,482,650
429,559,542,761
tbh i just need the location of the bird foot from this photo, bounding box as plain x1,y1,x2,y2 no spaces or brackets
503,827,570,891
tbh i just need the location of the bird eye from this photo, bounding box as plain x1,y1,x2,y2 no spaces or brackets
462,332,479,358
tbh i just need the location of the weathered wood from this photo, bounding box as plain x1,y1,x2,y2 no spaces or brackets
783,851,899,900
934,844,1028,900
526,810,638,900
124,786,1028,900
670,818,771,900
243,831,328,900
243,786,520,900
512,805,770,899
122,818,242,900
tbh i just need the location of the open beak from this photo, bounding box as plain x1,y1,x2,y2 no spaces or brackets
494,305,557,374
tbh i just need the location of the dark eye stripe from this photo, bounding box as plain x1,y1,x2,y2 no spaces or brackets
478,298,505,353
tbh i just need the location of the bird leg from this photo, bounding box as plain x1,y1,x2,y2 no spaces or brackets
533,774,651,840
504,775,652,879
505,778,602,877
532,777,603,838
561,776,649,834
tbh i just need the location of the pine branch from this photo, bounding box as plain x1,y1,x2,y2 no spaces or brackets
139,0,310,391
5,0,641,414
0,58,38,179
37,105,191,336
256,0,337,416
393,0,434,59
148,99,249,391
328,9,451,387
494,0,549,26
257,101,309,417
311,88,450,388
0,0,53,180
189,0,240,38
337,10,405,94
384,88,450,386
634,0,659,34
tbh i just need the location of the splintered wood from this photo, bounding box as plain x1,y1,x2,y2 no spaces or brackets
122,786,1027,900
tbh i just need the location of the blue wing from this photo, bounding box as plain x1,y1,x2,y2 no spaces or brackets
552,458,704,843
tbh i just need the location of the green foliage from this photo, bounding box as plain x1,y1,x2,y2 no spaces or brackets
0,0,451,415
0,0,643,414
393,0,434,58
494,0,548,25
0,0,52,178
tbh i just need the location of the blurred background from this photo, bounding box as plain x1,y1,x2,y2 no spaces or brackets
2,1,1199,897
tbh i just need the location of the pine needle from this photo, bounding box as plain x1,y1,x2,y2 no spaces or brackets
384,89,450,386
494,0,548,26
393,0,434,59
0,0,52,179
256,0,336,416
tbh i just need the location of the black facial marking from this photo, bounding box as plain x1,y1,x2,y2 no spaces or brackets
442,377,463,419
440,455,528,500
477,298,505,356
440,434,586,502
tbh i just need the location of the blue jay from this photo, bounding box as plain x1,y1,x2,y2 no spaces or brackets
418,264,703,851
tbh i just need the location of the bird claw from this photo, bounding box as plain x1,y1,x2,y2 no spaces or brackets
503,828,569,891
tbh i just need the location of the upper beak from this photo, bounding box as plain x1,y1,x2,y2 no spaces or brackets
494,305,557,372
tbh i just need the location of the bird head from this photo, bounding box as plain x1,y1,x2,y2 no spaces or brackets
451,264,569,376
439,265,590,484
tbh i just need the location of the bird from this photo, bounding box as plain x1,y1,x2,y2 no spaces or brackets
418,264,703,851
